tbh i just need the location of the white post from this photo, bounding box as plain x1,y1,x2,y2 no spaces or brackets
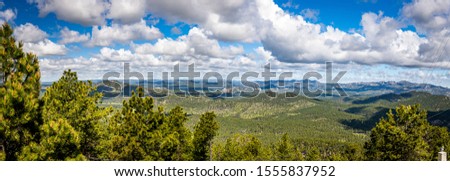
438,146,447,161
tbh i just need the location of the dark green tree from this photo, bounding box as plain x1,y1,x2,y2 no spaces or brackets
166,106,193,160
364,104,449,160
193,112,219,161
0,23,41,160
105,87,163,160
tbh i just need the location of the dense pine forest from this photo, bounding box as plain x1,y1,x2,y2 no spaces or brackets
1,23,450,161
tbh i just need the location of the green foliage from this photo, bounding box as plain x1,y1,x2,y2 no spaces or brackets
305,146,321,161
166,106,193,161
193,112,219,160
364,104,450,160
19,119,86,161
41,70,109,159
218,134,265,161
103,87,195,161
0,23,41,160
19,70,109,160
274,133,301,161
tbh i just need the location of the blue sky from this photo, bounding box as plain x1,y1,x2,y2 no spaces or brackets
0,0,449,87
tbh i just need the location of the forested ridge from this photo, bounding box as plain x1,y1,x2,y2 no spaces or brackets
1,23,449,161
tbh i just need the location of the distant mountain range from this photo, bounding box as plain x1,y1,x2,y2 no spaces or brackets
42,80,450,97
338,81,450,97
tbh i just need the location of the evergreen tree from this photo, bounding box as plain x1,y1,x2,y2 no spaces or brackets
166,106,193,160
305,146,321,161
193,112,219,161
274,133,298,160
46,70,108,159
364,104,449,160
221,134,263,161
0,23,41,160
19,119,85,160
105,87,162,160
20,70,109,160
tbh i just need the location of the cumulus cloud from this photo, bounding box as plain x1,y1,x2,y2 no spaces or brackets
0,8,16,23
23,39,67,56
97,47,134,62
29,0,108,26
107,0,147,24
89,19,163,46
145,0,263,42
139,0,449,68
402,0,450,35
402,0,450,64
132,27,244,60
59,27,90,44
361,12,401,51
26,0,450,78
13,23,48,43
12,23,67,57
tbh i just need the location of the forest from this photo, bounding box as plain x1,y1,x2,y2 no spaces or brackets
1,23,450,161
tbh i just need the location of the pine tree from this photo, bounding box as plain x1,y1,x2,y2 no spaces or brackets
221,134,263,161
0,23,41,160
19,118,85,160
19,70,109,160
364,104,449,160
105,87,162,160
305,146,321,161
166,106,193,160
193,112,219,161
274,133,297,160
46,70,108,159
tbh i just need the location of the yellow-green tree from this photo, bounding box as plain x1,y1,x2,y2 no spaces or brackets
19,119,85,160
0,23,41,160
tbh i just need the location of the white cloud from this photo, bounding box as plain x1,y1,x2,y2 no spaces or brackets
402,0,450,35
59,27,90,44
139,0,449,68
13,23,48,43
107,0,147,24
0,8,16,23
97,47,134,62
12,23,67,57
132,27,244,60
402,0,450,64
23,39,68,56
26,0,450,81
145,0,262,42
89,19,163,46
29,0,108,26
361,12,401,51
